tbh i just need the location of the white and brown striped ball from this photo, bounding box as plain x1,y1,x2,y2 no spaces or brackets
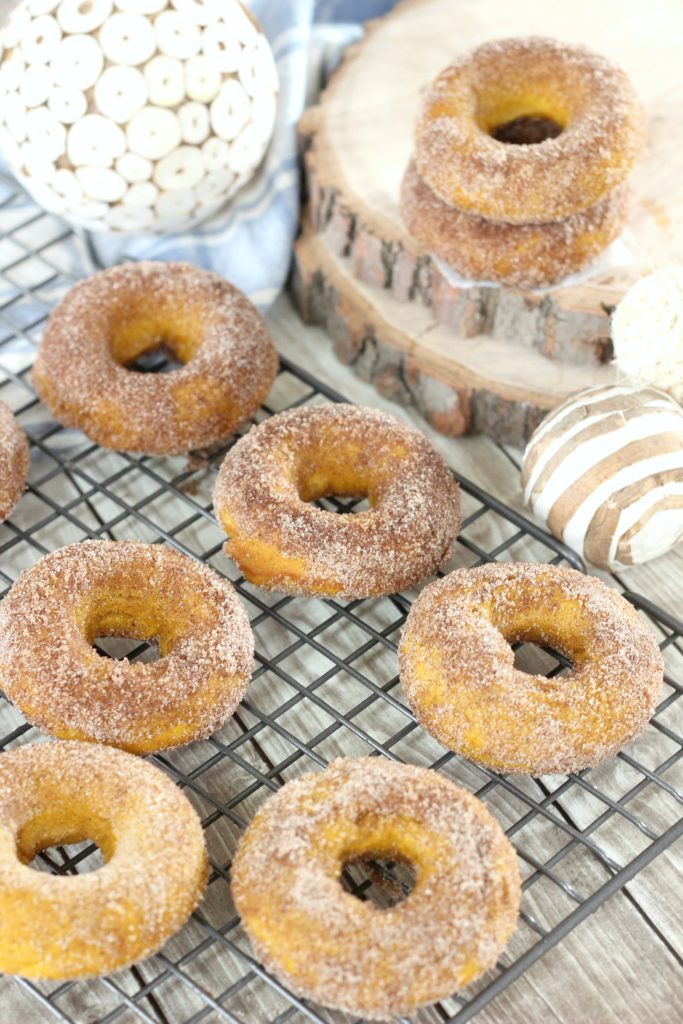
522,385,683,570
0,0,278,234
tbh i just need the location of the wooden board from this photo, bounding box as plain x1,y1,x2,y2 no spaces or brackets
292,223,619,446
298,0,683,397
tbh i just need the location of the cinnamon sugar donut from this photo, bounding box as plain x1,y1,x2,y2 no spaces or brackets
0,741,208,979
0,540,254,753
33,262,278,455
232,757,520,1019
401,160,629,288
398,563,663,776
0,400,28,522
415,37,645,224
212,404,461,598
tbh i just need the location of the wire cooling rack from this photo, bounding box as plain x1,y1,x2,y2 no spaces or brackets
0,169,681,1024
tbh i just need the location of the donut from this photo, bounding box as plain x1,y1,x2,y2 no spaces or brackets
33,261,278,455
231,757,520,1019
0,740,207,979
0,400,28,522
415,37,645,224
400,159,629,288
0,539,254,753
212,404,461,598
398,563,663,775
522,385,683,569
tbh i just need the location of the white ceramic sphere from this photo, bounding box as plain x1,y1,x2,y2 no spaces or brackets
0,0,279,233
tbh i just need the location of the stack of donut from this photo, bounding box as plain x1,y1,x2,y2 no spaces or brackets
401,37,646,288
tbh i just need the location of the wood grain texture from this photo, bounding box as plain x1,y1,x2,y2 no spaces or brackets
292,224,620,445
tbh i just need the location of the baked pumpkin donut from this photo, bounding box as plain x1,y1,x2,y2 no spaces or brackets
400,160,629,288
232,757,520,1019
415,37,645,223
398,563,663,775
0,540,253,753
0,400,28,522
33,261,278,455
212,404,461,598
0,741,207,979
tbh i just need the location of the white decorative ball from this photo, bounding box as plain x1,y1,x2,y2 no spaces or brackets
521,384,683,570
0,0,279,233
611,266,683,404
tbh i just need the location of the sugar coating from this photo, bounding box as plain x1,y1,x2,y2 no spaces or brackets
33,261,278,455
0,740,208,979
0,400,28,522
0,539,254,752
400,159,628,288
399,563,664,775
415,37,646,224
231,757,520,1019
213,403,461,598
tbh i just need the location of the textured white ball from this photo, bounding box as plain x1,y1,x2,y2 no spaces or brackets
522,384,683,570
0,0,278,233
611,267,683,403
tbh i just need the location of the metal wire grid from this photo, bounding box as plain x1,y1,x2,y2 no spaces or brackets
0,171,680,1024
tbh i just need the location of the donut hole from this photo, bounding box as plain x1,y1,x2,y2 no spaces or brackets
475,90,567,145
490,114,564,145
109,308,201,371
126,344,184,375
299,469,374,512
489,603,580,677
85,589,191,660
512,641,573,677
17,810,113,875
28,840,105,876
310,492,372,514
341,855,416,909
93,635,161,663
294,438,405,511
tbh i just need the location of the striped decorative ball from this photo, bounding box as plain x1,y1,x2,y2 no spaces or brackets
521,384,683,570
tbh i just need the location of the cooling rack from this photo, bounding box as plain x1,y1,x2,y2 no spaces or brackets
0,169,681,1024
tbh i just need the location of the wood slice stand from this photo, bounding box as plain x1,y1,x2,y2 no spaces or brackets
291,0,683,445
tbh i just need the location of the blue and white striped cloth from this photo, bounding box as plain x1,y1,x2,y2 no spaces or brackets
75,0,395,311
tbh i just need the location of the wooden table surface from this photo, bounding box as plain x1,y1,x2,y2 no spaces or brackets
268,292,683,1024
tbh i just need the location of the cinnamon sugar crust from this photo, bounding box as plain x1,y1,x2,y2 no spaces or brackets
415,37,646,224
399,563,663,775
231,757,520,1019
401,159,629,288
0,400,28,522
0,539,254,753
212,403,461,598
33,261,278,455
